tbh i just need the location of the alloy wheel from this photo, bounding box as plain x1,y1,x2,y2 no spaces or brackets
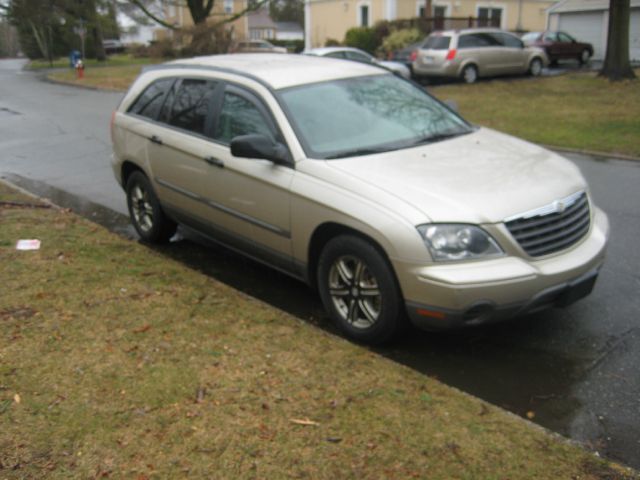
328,255,382,329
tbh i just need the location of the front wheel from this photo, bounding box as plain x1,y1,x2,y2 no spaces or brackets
529,57,543,77
126,171,176,243
317,235,406,345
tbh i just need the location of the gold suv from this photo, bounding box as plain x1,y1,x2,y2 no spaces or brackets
111,54,608,344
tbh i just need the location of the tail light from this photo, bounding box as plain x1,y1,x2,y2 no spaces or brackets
409,50,417,62
446,49,457,60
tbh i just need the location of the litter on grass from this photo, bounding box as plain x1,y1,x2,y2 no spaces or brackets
16,239,41,251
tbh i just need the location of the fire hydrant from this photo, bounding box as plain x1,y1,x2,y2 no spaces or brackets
75,59,85,79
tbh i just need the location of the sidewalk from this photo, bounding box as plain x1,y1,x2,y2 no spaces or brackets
1,180,637,479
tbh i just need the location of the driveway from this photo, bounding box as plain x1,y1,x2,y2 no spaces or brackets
1,58,639,469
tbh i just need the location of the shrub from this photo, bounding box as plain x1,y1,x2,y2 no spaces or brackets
324,38,341,47
379,28,423,57
344,27,378,54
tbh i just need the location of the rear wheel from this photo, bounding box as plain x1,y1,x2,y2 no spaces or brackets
317,235,405,345
529,57,543,77
579,49,591,65
126,171,176,243
461,64,478,84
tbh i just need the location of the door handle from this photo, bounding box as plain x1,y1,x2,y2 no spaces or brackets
204,156,224,168
149,135,163,145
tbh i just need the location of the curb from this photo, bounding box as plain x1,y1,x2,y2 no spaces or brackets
42,73,126,93
547,145,640,163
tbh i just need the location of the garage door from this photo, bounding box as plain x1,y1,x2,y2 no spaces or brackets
558,11,605,59
631,9,640,61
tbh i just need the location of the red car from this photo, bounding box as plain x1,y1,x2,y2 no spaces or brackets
522,31,593,65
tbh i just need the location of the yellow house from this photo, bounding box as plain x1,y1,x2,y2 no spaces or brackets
155,0,249,43
304,0,556,48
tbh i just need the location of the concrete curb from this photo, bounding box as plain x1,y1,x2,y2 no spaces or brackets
547,145,640,163
42,73,126,93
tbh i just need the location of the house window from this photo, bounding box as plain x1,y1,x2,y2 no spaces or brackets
361,5,369,26
224,0,233,14
477,7,502,28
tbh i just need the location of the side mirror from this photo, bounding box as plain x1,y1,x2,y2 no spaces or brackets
230,134,290,165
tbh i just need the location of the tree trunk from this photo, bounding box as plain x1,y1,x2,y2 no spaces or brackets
599,0,636,81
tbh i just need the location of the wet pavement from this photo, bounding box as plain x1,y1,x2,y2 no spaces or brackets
1,58,639,469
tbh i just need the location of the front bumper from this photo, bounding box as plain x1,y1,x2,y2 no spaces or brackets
397,207,609,330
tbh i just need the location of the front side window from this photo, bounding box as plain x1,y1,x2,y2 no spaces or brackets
214,91,274,145
496,32,523,48
167,79,218,135
128,78,174,120
558,32,574,43
279,74,472,159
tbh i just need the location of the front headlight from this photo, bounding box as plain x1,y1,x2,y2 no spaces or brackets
417,224,503,261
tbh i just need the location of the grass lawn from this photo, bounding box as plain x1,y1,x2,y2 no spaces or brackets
429,70,640,158
1,181,638,479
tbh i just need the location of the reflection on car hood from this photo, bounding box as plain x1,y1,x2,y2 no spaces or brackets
324,128,586,224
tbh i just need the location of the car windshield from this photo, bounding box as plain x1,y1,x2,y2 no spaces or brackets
278,74,472,159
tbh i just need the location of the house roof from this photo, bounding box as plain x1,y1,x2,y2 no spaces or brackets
275,21,303,33
248,7,278,29
548,0,640,13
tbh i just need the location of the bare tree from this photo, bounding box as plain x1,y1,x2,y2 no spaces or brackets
600,0,636,81
128,0,268,54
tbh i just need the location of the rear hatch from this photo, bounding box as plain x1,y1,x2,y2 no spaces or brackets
415,33,453,67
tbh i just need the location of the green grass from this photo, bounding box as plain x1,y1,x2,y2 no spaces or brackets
429,70,640,158
0,181,638,479
28,53,157,70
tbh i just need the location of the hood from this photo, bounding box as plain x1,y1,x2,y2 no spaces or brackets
323,128,586,224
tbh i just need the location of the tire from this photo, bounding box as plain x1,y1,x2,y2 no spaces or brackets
579,49,591,65
317,235,406,345
125,171,176,243
529,57,543,77
461,64,478,84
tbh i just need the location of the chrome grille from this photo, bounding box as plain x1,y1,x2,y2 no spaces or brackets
505,192,591,257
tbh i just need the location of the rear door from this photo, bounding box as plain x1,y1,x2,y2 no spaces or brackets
146,77,220,223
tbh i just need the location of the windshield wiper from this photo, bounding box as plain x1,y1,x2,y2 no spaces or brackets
410,130,471,146
324,147,391,159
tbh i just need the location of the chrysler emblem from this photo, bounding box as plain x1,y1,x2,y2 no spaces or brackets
552,200,567,213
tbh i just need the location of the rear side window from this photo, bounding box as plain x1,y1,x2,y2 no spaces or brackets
166,79,218,135
128,78,174,120
422,35,451,50
458,33,501,49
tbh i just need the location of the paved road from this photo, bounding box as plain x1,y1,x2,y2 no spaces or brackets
1,58,639,469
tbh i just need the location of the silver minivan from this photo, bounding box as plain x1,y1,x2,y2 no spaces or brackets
111,54,607,345
412,28,548,83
